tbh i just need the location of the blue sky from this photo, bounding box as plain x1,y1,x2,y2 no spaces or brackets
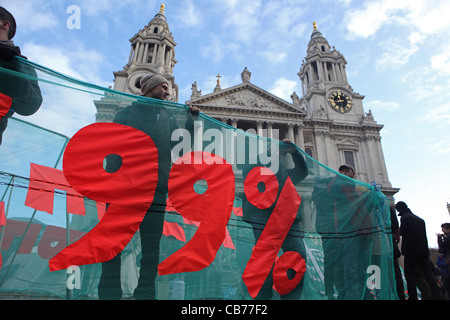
3,0,450,246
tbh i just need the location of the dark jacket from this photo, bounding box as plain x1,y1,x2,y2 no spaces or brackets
0,41,43,145
398,208,429,256
438,234,450,258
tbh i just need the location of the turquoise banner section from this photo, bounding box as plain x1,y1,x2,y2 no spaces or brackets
0,57,397,300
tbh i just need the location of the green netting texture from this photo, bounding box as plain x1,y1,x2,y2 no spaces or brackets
0,57,397,300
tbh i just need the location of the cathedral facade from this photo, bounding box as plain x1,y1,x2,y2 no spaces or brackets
94,5,399,200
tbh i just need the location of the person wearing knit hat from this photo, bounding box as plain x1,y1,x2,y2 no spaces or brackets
0,6,16,40
99,72,198,300
0,6,42,146
140,73,170,99
338,164,355,179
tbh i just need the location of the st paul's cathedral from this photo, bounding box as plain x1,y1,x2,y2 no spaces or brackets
94,5,399,202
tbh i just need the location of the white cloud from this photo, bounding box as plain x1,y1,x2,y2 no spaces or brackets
345,1,391,39
431,45,450,76
200,35,240,63
411,1,450,35
258,51,287,64
221,0,262,43
365,100,401,112
269,77,298,101
375,37,420,71
210,0,307,53
77,0,146,17
422,103,450,127
344,0,434,40
425,137,450,156
22,42,109,87
401,64,450,101
13,41,112,137
344,0,450,39
3,0,59,33
177,0,201,27
345,0,450,71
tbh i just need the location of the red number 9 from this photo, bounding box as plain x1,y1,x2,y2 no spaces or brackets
158,151,235,275
49,123,159,272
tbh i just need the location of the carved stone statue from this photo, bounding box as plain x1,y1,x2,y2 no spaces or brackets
291,91,300,105
191,81,202,98
241,67,251,83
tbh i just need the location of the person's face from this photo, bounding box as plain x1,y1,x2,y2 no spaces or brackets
340,168,355,178
144,82,170,100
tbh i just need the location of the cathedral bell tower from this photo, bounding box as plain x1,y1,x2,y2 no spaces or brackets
298,22,364,123
297,23,399,200
112,4,178,102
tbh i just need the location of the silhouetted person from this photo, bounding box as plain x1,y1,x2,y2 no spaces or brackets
396,201,442,300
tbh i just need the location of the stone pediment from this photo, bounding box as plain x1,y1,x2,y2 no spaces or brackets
336,138,359,151
187,83,304,115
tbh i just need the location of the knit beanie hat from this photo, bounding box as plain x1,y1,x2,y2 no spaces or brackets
0,6,16,40
140,73,168,96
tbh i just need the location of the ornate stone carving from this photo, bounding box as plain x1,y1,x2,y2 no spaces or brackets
241,67,251,83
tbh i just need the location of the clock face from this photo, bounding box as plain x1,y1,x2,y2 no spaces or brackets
328,91,353,113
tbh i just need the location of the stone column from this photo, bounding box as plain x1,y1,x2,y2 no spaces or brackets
160,44,167,65
332,63,337,82
288,123,295,141
128,46,134,64
323,62,329,81
152,44,158,64
341,64,348,83
257,120,263,137
301,78,306,96
266,121,273,139
316,61,322,81
296,124,305,149
143,43,149,63
137,42,144,62
133,42,140,62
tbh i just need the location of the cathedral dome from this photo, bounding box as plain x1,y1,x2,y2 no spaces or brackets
145,4,170,35
307,22,331,54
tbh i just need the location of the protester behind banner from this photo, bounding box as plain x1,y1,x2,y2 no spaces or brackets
0,55,397,300
0,6,42,145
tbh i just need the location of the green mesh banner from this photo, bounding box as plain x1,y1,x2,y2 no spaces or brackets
0,56,397,300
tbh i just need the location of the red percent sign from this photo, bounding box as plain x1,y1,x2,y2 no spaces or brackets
48,122,305,298
242,166,306,298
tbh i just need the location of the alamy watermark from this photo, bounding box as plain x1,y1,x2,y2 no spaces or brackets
171,121,281,174
366,265,381,290
66,265,81,290
66,5,81,30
